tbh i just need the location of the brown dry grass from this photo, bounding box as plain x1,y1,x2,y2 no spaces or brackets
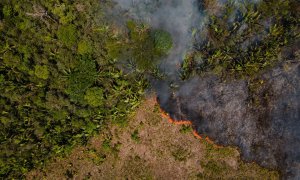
26,96,279,180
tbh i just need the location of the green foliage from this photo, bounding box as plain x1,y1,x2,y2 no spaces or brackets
179,125,192,134
127,21,156,70
131,129,140,143
57,24,78,47
34,65,49,79
152,29,173,54
2,51,20,68
66,57,98,103
52,3,76,25
78,40,93,55
182,0,299,79
0,0,147,178
2,5,12,17
84,87,104,107
0,75,4,84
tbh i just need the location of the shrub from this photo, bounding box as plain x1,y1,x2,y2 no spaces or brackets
84,87,104,107
78,40,93,55
34,65,49,79
66,57,98,103
57,24,78,47
152,29,173,54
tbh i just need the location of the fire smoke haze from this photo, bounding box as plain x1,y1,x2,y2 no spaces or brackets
113,0,262,77
114,0,204,77
113,0,300,179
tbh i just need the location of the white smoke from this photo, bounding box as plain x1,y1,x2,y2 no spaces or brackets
114,0,207,78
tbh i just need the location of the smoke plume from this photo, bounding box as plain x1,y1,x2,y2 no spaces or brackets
113,0,300,178
114,0,206,78
158,61,300,179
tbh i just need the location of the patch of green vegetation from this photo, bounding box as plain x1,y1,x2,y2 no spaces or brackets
78,39,93,55
66,56,98,103
179,125,193,134
107,20,173,72
102,138,112,152
152,29,173,54
34,65,49,80
131,129,141,143
84,87,104,107
182,0,299,79
203,140,236,159
57,24,78,47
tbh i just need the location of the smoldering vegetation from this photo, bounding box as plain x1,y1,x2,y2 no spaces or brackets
113,0,300,178
158,60,300,179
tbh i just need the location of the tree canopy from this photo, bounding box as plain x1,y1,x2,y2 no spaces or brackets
0,0,154,178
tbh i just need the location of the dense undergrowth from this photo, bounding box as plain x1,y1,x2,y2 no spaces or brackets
181,0,299,80
0,0,173,178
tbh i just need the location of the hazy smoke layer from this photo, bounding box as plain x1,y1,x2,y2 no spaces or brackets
114,0,205,78
158,61,300,179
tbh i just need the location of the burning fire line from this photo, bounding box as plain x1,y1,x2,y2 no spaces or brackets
157,98,222,148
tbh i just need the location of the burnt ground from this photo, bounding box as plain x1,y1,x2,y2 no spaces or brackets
158,60,300,179
27,97,278,179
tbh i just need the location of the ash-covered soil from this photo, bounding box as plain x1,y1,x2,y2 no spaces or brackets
158,61,300,179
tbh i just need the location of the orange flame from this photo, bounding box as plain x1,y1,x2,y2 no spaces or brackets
193,130,203,139
157,97,222,148
160,108,192,125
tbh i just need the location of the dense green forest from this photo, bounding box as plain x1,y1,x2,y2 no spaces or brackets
0,0,173,178
0,0,299,178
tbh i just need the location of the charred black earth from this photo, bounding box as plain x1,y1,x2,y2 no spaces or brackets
157,61,300,179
